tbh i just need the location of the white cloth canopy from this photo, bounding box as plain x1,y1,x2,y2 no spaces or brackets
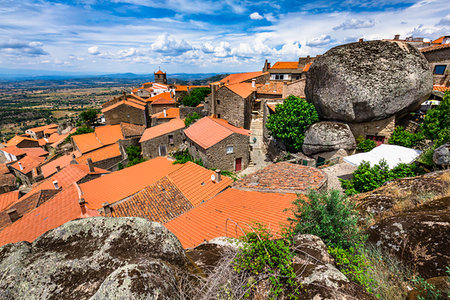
343,144,422,169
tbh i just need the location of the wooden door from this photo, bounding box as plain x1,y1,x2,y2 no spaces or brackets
235,157,242,171
159,145,167,156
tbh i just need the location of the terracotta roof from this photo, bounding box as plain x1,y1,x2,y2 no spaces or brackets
120,122,145,137
151,107,180,119
128,93,147,103
184,116,250,149
5,136,39,147
433,85,450,92
420,43,450,53
139,119,185,143
155,70,165,74
80,157,182,210
0,184,99,247
47,132,65,144
10,156,45,174
257,82,284,95
174,85,208,92
147,92,173,104
0,173,15,187
270,61,299,69
41,154,74,178
0,164,10,175
167,161,232,206
165,188,298,248
21,147,48,157
431,36,447,44
0,146,25,157
44,128,58,135
105,176,193,223
72,132,103,154
0,191,20,213
267,103,278,113
220,71,266,85
233,162,327,194
303,62,312,72
226,82,256,98
101,100,146,113
72,125,124,154
27,124,57,133
38,138,47,147
76,143,121,164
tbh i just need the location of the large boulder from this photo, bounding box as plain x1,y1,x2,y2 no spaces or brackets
302,121,356,155
305,40,433,122
433,143,450,166
0,217,190,300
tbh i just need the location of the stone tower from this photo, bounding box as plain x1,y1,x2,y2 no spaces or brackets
154,69,167,84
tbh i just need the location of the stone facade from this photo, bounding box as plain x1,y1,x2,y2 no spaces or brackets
347,116,396,142
151,103,177,115
10,168,33,186
140,129,185,159
213,86,254,130
104,103,149,127
187,133,250,171
422,48,450,86
282,79,306,98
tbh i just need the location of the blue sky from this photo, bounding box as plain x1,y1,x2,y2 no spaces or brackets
0,0,448,74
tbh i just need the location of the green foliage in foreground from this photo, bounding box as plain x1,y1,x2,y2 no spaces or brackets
125,145,145,167
234,224,299,299
421,92,450,146
356,136,377,152
340,160,424,196
266,95,319,152
181,87,211,107
389,126,424,148
184,112,201,127
65,126,94,142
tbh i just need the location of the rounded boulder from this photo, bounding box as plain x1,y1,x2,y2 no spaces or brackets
302,122,356,155
305,40,433,122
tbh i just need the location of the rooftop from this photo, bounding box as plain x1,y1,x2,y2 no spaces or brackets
41,154,75,178
10,155,45,174
232,162,327,194
0,146,25,157
220,71,266,85
72,125,124,154
165,188,298,248
226,82,256,98
76,143,121,164
270,61,299,69
184,116,250,149
0,191,20,213
27,124,58,133
120,122,146,137
5,136,39,147
139,119,185,143
149,92,175,105
151,107,180,119
420,43,450,53
257,82,284,95
433,85,450,92
101,100,146,113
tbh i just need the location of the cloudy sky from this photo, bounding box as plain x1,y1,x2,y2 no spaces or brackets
0,0,449,74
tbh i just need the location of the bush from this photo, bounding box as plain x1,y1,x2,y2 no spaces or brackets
289,189,364,249
171,149,203,166
266,95,319,152
125,145,145,167
233,223,299,299
79,108,99,127
421,91,450,146
356,137,377,152
389,126,424,148
184,112,201,127
181,87,211,107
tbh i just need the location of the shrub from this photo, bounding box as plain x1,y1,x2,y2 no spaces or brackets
266,95,319,152
233,223,299,299
421,91,450,146
171,149,203,166
79,108,100,127
289,189,364,249
181,87,211,107
357,138,377,152
184,112,201,127
389,126,424,148
125,145,145,167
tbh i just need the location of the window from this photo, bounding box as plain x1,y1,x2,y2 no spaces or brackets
217,114,221,118
217,100,220,105
226,146,234,154
433,65,447,75
168,135,174,145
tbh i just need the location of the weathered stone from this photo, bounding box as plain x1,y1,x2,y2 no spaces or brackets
302,122,356,155
433,143,450,166
306,40,433,122
0,217,188,300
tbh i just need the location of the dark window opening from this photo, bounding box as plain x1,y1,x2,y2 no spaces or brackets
217,100,220,105
168,135,174,145
433,65,446,75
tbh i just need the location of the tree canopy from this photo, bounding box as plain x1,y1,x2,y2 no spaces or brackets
421,91,450,146
265,95,319,152
181,87,211,107
79,108,100,127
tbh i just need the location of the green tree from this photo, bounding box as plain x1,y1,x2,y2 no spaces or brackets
181,87,211,107
79,108,100,127
389,126,424,148
356,136,377,152
266,95,319,152
421,91,450,146
126,145,145,167
184,112,201,126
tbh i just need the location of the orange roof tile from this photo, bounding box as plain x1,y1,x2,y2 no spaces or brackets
44,128,58,135
76,143,121,164
165,188,298,248
152,107,180,119
38,138,47,146
420,43,450,52
271,61,299,69
147,91,173,104
95,125,124,145
21,147,48,157
120,122,146,137
184,117,250,149
226,82,256,98
256,82,284,95
41,154,74,178
10,156,45,174
27,124,58,133
155,70,165,74
72,132,103,154
5,136,39,147
80,157,182,210
431,36,446,44
167,162,232,206
0,191,20,213
0,164,10,175
433,85,450,92
139,119,185,143
303,62,312,72
174,85,209,92
0,184,99,246
1,146,25,157
101,100,145,113
220,71,266,85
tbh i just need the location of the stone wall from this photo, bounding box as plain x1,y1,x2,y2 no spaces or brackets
16,140,40,149
179,106,207,119
214,87,253,129
283,79,306,98
151,103,177,114
10,169,33,186
141,129,185,159
187,133,249,171
104,104,148,127
92,155,122,171
118,138,140,158
242,73,270,84
423,48,450,86
347,116,396,141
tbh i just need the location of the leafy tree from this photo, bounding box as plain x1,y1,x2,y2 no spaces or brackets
389,126,424,148
181,87,211,107
421,91,450,146
79,108,100,127
126,145,145,167
266,95,319,152
356,136,376,152
184,112,201,126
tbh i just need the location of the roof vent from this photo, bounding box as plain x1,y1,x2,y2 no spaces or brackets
163,107,167,117
53,180,59,189
7,208,20,223
18,162,23,170
79,197,86,215
252,79,256,88
214,170,221,183
56,165,61,172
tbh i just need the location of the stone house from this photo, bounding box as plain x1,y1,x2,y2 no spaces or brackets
4,136,40,149
154,70,167,84
101,94,149,127
421,40,450,87
264,56,315,82
151,108,180,126
184,116,251,171
139,119,185,159
25,124,58,140
8,155,45,186
148,92,176,114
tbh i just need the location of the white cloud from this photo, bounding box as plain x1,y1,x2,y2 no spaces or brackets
306,35,333,46
0,41,48,57
333,18,375,30
151,33,192,56
250,12,263,20
88,46,100,55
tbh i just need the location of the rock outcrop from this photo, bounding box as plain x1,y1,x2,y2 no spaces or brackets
305,40,432,123
0,217,190,300
302,121,356,155
433,143,450,166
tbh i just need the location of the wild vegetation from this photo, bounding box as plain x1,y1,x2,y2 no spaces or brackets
356,136,377,152
181,87,211,107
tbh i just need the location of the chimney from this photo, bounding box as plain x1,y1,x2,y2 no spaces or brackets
283,82,288,98
36,165,42,175
359,38,364,43
211,83,217,115
102,202,112,216
7,209,20,223
252,79,256,88
187,86,190,94
79,197,86,215
56,165,61,172
214,169,221,183
394,34,400,40
18,162,23,170
70,154,78,165
87,158,95,173
53,180,59,189
163,107,167,117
